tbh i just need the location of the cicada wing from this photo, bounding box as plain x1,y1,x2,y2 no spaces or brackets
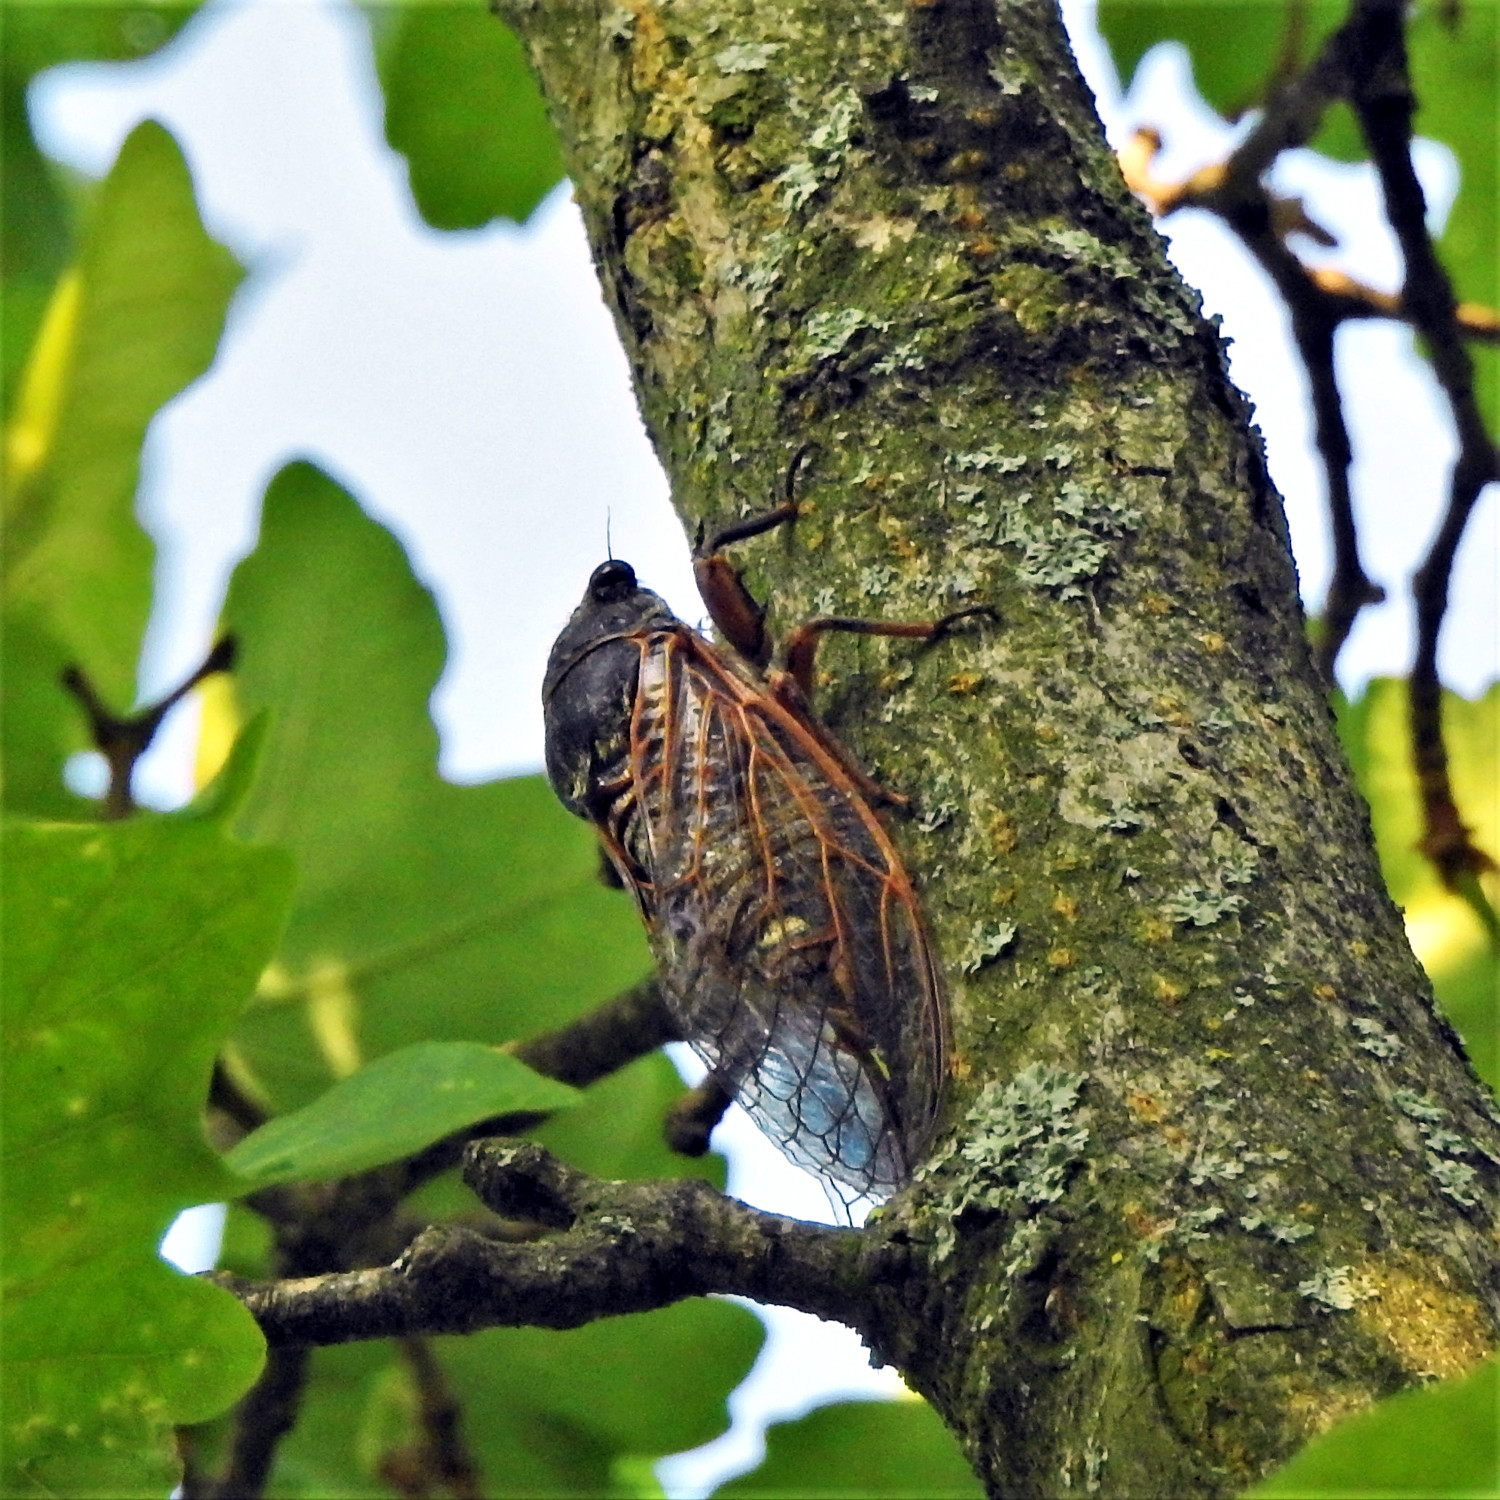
635,633,945,1200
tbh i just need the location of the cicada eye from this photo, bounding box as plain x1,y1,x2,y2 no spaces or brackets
589,559,638,602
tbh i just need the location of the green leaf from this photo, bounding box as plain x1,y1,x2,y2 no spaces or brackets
1,2,203,418
220,462,651,1112
1251,1356,1499,1497
185,1301,764,1496
0,601,92,820
535,1048,728,1190
225,1041,578,1186
1334,680,1498,1087
378,4,565,228
1,813,295,1494
183,707,273,828
442,1307,764,1492
1097,2,1347,125
1,120,242,812
712,1398,983,1498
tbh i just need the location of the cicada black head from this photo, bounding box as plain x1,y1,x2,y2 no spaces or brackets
542,560,676,819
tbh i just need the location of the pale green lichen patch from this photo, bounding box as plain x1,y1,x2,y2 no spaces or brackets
1351,1018,1402,1059
1163,885,1247,927
919,1064,1089,1263
1159,829,1261,927
959,921,1018,974
715,41,781,73
1238,1212,1315,1245
1136,1205,1228,1263
1298,1264,1374,1312
794,305,890,366
1391,1088,1482,1205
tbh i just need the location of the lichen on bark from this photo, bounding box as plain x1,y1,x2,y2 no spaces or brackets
493,0,1500,1493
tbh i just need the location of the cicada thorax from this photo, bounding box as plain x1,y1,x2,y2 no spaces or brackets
542,557,950,1205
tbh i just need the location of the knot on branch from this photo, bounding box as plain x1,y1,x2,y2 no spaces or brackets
461,1139,590,1229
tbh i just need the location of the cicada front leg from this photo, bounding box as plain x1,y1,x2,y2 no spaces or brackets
693,442,995,800
769,608,995,808
778,607,996,703
692,445,814,665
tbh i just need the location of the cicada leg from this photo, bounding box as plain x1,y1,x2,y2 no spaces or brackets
663,1074,735,1157
770,608,995,806
692,445,815,666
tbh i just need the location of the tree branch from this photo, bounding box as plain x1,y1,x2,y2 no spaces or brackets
380,1338,483,1500
193,1347,309,1500
214,1141,868,1348
508,976,681,1086
204,981,682,1490
1343,0,1500,902
1120,0,1499,892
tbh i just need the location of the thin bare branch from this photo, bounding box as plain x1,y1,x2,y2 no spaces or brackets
1342,0,1499,900
663,1074,735,1157
377,1339,483,1500
213,1142,867,1349
202,1347,310,1500
508,976,681,1086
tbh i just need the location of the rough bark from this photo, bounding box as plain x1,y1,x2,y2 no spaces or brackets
490,0,1500,1493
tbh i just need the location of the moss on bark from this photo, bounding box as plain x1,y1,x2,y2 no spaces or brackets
493,0,1500,1493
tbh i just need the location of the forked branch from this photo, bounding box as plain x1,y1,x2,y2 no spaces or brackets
213,1141,869,1348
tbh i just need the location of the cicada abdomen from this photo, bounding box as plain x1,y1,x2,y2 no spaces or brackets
543,556,954,1205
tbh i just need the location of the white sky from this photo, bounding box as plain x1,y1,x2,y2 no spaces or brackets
28,0,1497,1491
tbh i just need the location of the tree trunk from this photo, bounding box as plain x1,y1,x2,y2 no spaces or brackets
493,0,1500,1492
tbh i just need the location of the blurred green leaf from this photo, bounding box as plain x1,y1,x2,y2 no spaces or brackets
183,707,273,828
378,3,565,228
712,1398,983,1498
535,1047,727,1189
1098,2,1345,127
1250,1355,1498,1497
0,812,294,1494
225,1041,578,1186
0,602,90,819
1335,679,1498,1087
220,462,651,1111
1,119,242,814
197,1300,763,1497
1,2,203,417
439,1306,764,1494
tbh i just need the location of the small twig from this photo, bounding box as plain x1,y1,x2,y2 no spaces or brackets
212,1141,868,1348
61,636,236,819
508,976,681,1087
375,1338,484,1500
203,1346,310,1500
1305,269,1500,342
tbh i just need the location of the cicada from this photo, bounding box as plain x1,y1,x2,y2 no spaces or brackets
542,476,983,1204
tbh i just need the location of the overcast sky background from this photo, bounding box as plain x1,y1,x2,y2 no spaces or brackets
28,0,1497,1491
